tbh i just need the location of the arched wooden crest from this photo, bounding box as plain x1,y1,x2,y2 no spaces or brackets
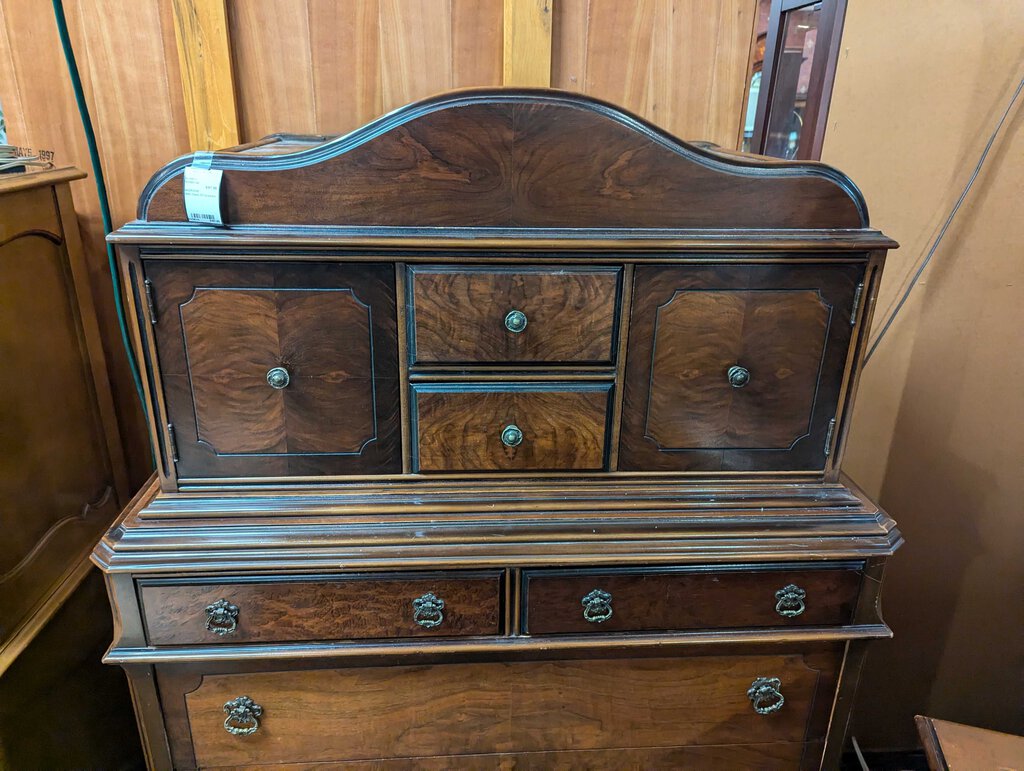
139,89,873,231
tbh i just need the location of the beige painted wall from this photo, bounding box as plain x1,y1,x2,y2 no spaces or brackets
822,0,1024,748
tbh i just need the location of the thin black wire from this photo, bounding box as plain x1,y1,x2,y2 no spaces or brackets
865,71,1024,364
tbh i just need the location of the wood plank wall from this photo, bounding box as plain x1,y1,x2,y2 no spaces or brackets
0,0,756,489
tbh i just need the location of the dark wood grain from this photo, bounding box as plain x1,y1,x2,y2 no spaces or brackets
217,743,814,770
97,89,899,771
413,384,611,472
142,90,867,229
177,651,839,767
139,572,502,645
524,564,862,635
619,263,863,471
408,266,620,365
145,260,401,478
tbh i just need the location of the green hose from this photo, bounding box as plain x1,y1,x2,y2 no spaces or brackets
51,0,152,465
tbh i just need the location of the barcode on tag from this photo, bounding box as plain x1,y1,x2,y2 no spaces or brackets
183,165,224,225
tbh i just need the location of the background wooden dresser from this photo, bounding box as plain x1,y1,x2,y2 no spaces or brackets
94,90,901,770
0,168,141,767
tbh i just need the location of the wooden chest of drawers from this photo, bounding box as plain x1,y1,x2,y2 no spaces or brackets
94,90,900,769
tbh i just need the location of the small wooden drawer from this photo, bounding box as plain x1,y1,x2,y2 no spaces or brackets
412,383,611,472
138,571,502,645
523,564,862,634
407,266,621,365
163,649,840,768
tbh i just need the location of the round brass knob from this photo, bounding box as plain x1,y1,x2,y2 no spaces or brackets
266,366,290,389
501,424,523,447
727,365,750,388
504,309,528,333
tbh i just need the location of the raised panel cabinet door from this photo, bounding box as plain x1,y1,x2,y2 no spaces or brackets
0,186,120,653
144,261,401,478
619,263,863,471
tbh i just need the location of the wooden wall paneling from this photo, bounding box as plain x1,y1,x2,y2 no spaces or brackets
307,0,383,134
0,0,189,491
551,0,757,147
453,0,504,89
229,0,503,140
503,0,553,86
379,0,454,112
228,0,318,139
171,0,240,151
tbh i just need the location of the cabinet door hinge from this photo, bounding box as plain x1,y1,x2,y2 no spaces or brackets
167,423,179,463
144,278,158,325
850,282,864,326
824,418,837,457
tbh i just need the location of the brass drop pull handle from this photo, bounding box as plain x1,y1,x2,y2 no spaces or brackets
728,365,750,388
775,584,807,617
504,309,528,333
266,366,290,389
205,598,239,636
223,696,263,736
747,677,785,714
412,592,445,628
501,424,524,448
582,588,613,623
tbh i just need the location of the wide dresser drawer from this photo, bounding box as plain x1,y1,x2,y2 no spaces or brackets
408,266,621,365
163,650,840,768
139,571,503,645
413,383,611,472
524,564,862,634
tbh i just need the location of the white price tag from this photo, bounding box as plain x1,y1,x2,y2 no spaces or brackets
183,165,224,225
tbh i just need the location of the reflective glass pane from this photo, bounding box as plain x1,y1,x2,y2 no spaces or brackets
764,2,821,159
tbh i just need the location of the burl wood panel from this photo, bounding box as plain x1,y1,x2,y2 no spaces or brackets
180,652,840,767
141,92,867,229
620,263,863,471
144,260,400,478
0,186,119,651
139,572,502,645
524,564,862,635
408,266,620,365
414,385,611,472
181,287,375,454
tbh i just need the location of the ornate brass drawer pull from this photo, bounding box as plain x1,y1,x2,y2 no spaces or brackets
266,366,290,389
223,696,263,736
412,592,445,628
581,588,613,623
504,309,528,333
774,584,807,617
747,677,785,714
205,598,239,636
727,365,750,388
501,424,524,448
